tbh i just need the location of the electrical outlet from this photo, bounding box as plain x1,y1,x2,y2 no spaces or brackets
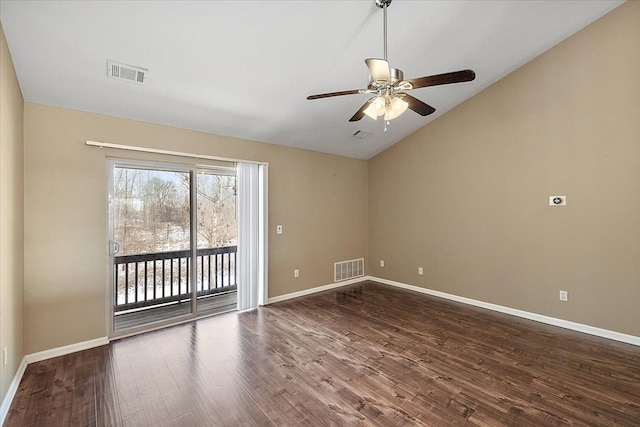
3,346,7,367
276,225,283,235
559,290,568,301
418,267,424,275
379,260,385,267
294,269,299,278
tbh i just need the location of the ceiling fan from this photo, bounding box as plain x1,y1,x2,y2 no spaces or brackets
307,0,476,126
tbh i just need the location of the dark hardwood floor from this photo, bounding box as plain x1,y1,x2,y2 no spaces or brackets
5,281,640,426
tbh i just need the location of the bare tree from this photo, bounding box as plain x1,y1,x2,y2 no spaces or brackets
114,168,143,254
114,167,236,255
197,174,237,248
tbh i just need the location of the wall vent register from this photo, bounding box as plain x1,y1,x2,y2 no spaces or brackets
335,258,365,282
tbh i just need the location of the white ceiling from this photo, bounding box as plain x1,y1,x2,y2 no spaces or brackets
0,0,624,159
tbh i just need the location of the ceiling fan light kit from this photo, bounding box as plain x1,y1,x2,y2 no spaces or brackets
307,0,476,129
364,95,408,121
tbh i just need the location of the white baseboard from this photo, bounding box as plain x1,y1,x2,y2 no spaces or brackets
24,336,110,364
267,276,369,304
269,275,640,346
0,357,28,425
371,276,640,347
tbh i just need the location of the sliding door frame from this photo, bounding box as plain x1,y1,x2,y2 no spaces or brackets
106,157,238,339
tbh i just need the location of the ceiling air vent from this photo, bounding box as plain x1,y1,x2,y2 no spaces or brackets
107,60,148,84
352,129,370,139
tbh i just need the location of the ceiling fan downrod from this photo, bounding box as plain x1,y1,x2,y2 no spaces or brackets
376,0,392,61
376,0,393,131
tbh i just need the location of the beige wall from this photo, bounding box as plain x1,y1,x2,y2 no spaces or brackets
23,104,368,353
0,23,25,401
369,1,640,336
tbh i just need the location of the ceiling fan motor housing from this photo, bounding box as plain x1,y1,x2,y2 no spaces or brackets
368,68,404,91
368,68,403,83
390,68,403,82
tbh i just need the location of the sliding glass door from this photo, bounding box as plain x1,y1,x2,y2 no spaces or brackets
195,169,238,313
108,160,238,335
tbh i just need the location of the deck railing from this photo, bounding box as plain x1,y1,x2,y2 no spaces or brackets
114,246,237,313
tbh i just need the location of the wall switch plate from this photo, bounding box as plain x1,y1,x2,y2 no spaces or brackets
379,260,384,267
276,225,283,234
418,267,424,275
559,290,568,301
294,269,299,278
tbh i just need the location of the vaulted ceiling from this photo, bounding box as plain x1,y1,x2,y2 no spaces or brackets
0,0,624,159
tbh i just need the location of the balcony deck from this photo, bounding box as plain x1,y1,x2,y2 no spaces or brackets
113,245,238,331
114,290,237,331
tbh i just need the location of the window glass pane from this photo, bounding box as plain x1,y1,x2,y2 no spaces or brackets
113,166,192,331
196,171,237,314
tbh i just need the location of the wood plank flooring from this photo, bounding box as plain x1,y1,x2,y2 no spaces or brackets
5,281,640,426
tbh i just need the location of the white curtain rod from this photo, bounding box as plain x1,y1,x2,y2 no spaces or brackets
85,140,268,165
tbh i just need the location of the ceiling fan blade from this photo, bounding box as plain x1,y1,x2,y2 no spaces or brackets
307,89,361,100
365,58,391,82
349,99,373,122
407,69,476,89
403,94,436,116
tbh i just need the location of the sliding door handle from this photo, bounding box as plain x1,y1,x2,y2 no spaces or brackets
109,241,120,256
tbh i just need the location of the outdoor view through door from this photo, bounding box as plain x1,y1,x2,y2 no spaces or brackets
110,162,238,333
